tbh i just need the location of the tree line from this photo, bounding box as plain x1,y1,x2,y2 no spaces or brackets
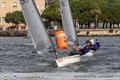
5,0,120,29
42,0,120,29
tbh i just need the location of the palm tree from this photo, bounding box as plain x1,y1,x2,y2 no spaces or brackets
90,8,101,28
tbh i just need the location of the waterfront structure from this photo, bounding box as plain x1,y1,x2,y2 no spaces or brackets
0,0,45,29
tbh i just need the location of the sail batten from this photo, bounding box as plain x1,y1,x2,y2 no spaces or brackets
59,0,77,45
20,0,51,54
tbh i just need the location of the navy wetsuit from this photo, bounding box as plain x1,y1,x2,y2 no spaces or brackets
69,42,100,56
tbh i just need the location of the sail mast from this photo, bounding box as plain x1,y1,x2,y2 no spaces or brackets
59,0,77,46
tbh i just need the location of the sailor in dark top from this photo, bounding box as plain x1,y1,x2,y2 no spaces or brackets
69,39,100,56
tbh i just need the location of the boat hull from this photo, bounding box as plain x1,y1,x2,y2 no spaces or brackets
55,50,95,67
55,55,81,67
82,50,95,57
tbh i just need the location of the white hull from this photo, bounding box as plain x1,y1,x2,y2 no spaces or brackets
55,51,95,67
55,55,81,67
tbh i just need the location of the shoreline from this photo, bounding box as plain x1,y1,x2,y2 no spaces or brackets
76,29,120,36
0,29,120,36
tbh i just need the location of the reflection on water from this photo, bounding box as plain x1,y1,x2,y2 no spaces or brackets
0,36,120,72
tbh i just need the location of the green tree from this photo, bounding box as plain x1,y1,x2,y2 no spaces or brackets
5,11,25,27
42,0,120,29
42,0,61,27
90,8,101,28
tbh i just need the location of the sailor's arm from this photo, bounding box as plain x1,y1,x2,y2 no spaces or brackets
73,44,81,51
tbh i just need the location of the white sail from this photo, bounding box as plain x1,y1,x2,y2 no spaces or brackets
59,0,77,45
20,0,51,54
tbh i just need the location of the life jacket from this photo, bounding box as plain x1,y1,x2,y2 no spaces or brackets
80,45,92,55
92,42,100,50
80,42,100,54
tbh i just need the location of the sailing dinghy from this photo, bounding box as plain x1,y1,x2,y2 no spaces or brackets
55,0,97,67
20,0,81,67
55,0,81,67
20,0,96,67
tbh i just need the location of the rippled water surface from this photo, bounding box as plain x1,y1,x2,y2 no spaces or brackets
0,36,120,73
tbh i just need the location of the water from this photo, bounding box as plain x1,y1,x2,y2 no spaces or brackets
0,36,120,73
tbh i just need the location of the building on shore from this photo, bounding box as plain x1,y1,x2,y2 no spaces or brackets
0,0,45,30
